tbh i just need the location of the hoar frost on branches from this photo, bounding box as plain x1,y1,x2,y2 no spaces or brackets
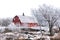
32,4,60,36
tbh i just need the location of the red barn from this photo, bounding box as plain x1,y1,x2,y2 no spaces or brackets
13,15,39,27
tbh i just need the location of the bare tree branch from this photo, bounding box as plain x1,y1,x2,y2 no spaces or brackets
32,4,60,36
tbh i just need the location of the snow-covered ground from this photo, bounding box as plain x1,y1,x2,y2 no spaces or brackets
0,23,51,40
0,23,49,33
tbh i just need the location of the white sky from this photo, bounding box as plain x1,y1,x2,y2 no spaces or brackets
0,0,60,18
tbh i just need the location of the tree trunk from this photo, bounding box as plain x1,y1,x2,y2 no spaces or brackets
49,25,54,36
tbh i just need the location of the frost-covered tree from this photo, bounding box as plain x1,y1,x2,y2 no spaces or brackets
1,18,12,26
32,4,60,36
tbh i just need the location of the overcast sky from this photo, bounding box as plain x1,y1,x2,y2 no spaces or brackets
0,0,60,18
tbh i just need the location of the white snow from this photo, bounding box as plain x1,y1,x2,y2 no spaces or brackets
5,32,15,35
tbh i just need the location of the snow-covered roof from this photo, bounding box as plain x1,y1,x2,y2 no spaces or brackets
18,16,38,23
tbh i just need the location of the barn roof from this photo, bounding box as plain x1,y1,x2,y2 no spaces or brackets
18,16,38,23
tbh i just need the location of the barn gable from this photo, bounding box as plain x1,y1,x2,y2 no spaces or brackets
13,15,22,24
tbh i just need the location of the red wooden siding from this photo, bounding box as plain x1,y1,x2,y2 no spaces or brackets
27,23,38,27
